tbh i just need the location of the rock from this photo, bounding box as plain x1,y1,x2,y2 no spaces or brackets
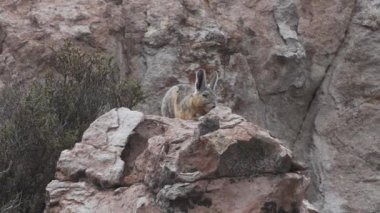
0,0,350,144
197,115,220,136
302,200,319,213
133,110,295,188
293,1,380,212
55,108,144,187
1,0,378,212
157,174,309,213
45,107,316,213
45,181,158,213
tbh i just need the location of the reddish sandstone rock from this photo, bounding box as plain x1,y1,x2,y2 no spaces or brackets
45,107,315,213
2,0,378,212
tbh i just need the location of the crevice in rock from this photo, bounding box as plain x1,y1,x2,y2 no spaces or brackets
291,1,358,208
121,132,148,176
108,0,122,5
72,170,87,182
292,3,357,148
168,194,213,212
0,25,7,55
215,139,293,177
261,201,300,213
121,119,167,186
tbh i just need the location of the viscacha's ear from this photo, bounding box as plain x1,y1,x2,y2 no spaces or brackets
195,69,207,91
209,72,219,91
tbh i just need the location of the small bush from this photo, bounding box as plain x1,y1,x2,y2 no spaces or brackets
0,42,145,213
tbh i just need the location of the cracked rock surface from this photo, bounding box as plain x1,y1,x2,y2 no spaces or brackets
293,1,380,212
45,106,314,213
1,0,379,212
55,108,144,188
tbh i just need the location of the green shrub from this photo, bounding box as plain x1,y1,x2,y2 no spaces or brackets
0,42,146,213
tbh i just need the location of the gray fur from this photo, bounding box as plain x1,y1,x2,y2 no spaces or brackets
161,70,219,120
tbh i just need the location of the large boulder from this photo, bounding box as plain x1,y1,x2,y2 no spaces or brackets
45,107,316,213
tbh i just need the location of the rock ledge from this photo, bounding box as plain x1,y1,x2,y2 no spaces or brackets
45,106,316,213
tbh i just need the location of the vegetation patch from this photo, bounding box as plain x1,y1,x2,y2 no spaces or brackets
0,42,145,212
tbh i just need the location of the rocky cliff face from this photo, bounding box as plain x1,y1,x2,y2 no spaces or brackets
45,106,317,213
1,0,379,212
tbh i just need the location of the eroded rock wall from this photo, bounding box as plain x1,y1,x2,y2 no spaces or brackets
293,1,380,212
0,0,356,143
1,0,379,212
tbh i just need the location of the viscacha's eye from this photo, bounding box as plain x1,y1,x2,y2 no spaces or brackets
202,93,208,98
